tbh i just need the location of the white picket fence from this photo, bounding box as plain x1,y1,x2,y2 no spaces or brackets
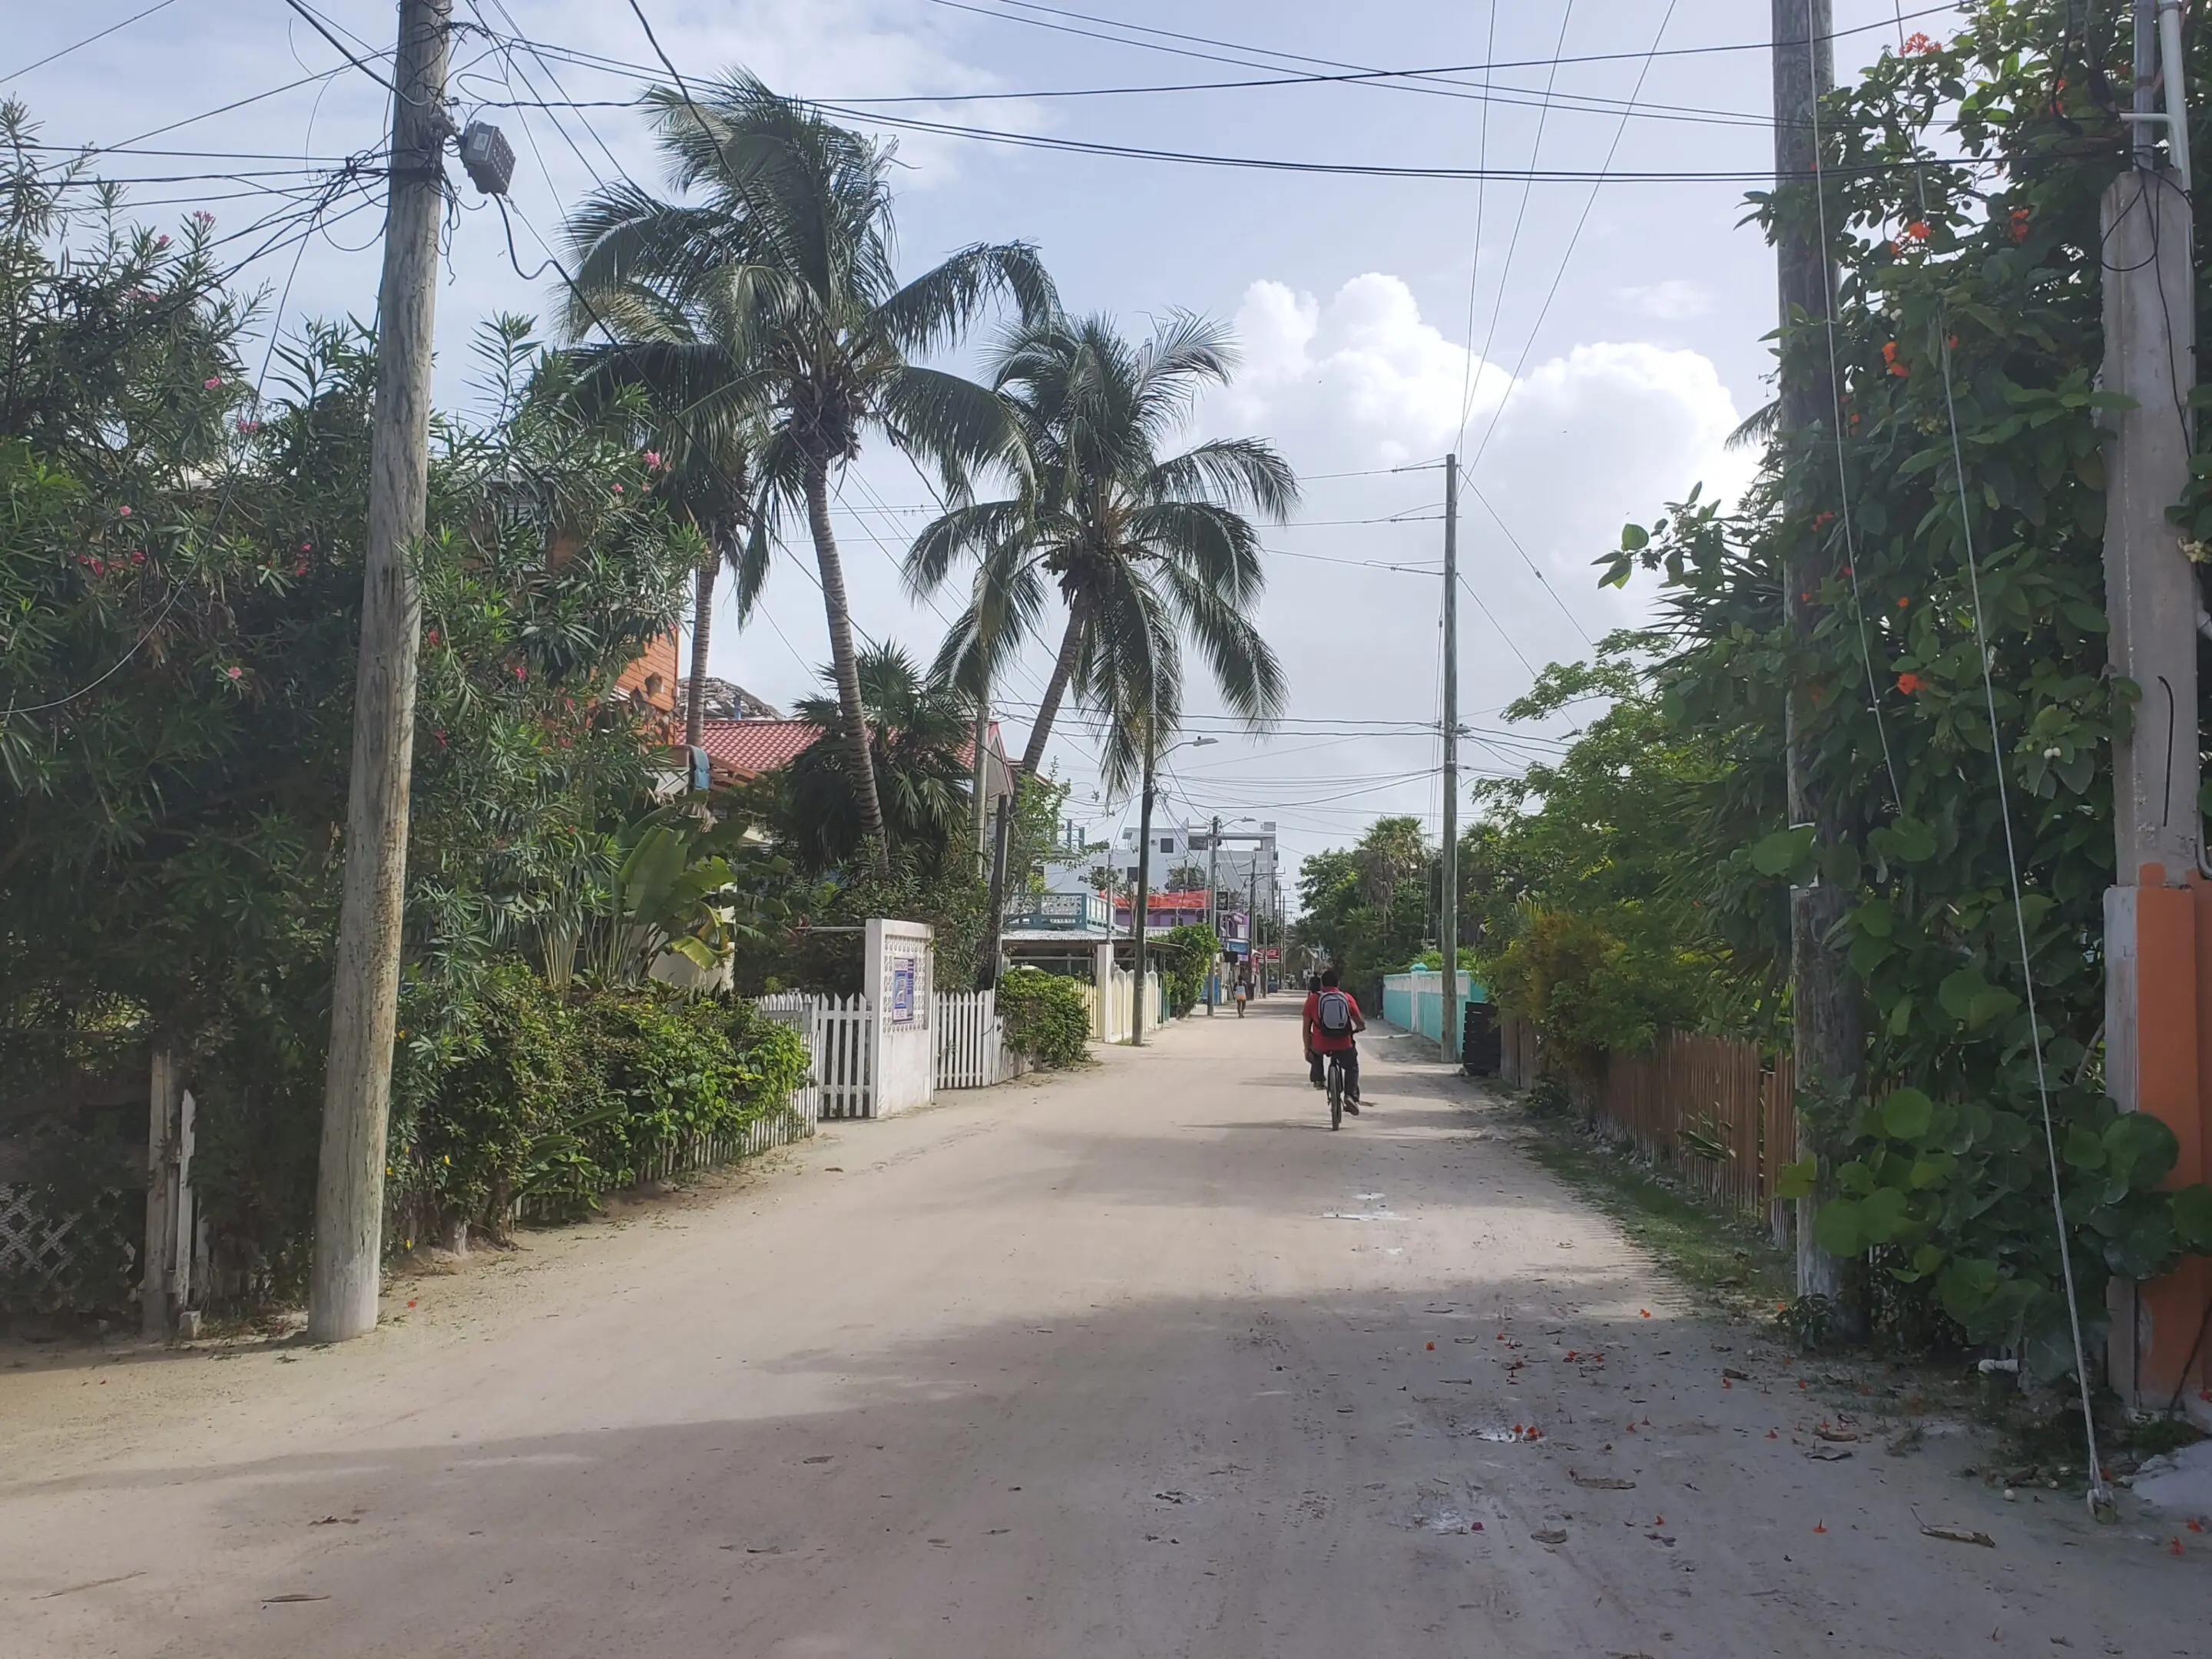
935,988,1026,1089
760,991,875,1121
760,987,1027,1117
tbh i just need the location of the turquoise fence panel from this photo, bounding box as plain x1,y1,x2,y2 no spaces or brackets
1379,969,1488,1043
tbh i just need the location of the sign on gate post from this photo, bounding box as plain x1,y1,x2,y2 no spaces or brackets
865,918,935,1115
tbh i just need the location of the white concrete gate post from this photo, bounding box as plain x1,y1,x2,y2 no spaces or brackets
866,918,936,1117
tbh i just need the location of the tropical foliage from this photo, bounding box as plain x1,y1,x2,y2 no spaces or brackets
563,74,1056,861
907,312,1293,788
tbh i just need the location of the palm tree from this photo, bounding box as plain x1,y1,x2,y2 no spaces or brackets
561,74,1056,865
906,312,1294,792
565,327,759,747
772,644,974,873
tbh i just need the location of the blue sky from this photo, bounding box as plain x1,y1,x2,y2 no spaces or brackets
5,0,1964,889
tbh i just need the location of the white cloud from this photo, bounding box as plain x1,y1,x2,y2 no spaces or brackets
1614,280,1714,321
1163,274,1755,847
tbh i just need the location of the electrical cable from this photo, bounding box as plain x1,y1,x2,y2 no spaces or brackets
3,2,182,85
1885,0,2110,1516
280,1,399,95
930,0,1960,84
1803,0,1903,807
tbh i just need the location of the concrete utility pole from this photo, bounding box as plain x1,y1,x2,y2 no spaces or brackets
309,0,452,1343
1439,453,1460,1061
2103,0,2204,1414
1206,814,1220,1014
1770,0,1861,1320
1131,728,1158,1047
972,685,992,875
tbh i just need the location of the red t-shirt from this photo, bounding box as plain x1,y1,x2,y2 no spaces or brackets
1303,988,1361,1052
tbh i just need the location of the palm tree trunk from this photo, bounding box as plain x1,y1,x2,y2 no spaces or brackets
685,555,714,748
803,459,890,867
1020,599,1085,778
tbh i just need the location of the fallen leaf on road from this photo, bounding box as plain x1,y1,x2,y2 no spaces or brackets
261,1594,329,1604
1155,1491,1192,1504
1571,1473,1637,1490
1722,1367,1752,1382
1921,1522,1996,1548
1806,1447,1853,1462
309,1516,356,1526
1532,1528,1568,1545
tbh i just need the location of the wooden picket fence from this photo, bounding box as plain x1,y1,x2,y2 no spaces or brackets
1500,1015,1797,1227
934,988,1025,1089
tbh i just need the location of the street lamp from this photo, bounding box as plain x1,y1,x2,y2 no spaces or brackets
1130,730,1214,1046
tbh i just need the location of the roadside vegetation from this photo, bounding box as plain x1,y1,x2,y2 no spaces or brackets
0,73,1292,1323
1295,4,2212,1398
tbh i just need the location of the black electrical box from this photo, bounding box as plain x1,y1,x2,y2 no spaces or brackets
459,121,515,197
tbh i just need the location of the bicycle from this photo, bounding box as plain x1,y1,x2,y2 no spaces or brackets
1326,1049,1349,1131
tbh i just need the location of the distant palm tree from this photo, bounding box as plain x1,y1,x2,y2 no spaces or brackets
565,326,759,747
561,73,1057,862
906,312,1293,790
774,644,973,873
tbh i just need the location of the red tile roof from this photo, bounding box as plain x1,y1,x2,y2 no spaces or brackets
699,719,823,779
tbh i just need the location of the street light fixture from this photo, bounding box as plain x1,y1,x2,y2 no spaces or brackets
1130,731,1214,1046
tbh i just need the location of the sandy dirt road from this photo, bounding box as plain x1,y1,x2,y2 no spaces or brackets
2,1000,2204,1657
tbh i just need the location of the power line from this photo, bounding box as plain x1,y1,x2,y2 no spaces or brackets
929,0,1959,81
2,0,180,84
280,1,399,95
462,21,1970,186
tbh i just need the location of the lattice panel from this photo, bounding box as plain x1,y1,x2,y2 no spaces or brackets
0,1185,90,1290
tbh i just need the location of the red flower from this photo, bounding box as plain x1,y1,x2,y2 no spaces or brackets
2010,207,2032,243
1883,341,1908,378
1896,672,1925,694
1896,595,1909,608
1904,220,1929,242
1813,510,1835,531
1902,31,1936,54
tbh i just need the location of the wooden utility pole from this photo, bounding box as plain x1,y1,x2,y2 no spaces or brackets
309,0,452,1343
1439,454,1460,1061
1771,0,1861,1319
2102,0,2203,1414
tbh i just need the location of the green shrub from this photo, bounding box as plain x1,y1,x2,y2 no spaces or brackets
396,969,816,1237
996,966,1089,1068
1157,923,1219,1017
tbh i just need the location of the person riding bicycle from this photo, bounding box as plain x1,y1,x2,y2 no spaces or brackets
1302,969,1365,1111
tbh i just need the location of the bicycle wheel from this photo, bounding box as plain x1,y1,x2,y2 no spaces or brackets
1328,1061,1343,1130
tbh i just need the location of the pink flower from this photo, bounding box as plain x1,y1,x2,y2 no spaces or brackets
642,451,662,469
236,419,260,434
117,505,132,518
204,376,223,389
225,665,242,681
512,662,527,680
153,235,170,250
299,541,312,552
293,561,307,575
131,550,146,565
190,210,215,227
611,482,624,494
